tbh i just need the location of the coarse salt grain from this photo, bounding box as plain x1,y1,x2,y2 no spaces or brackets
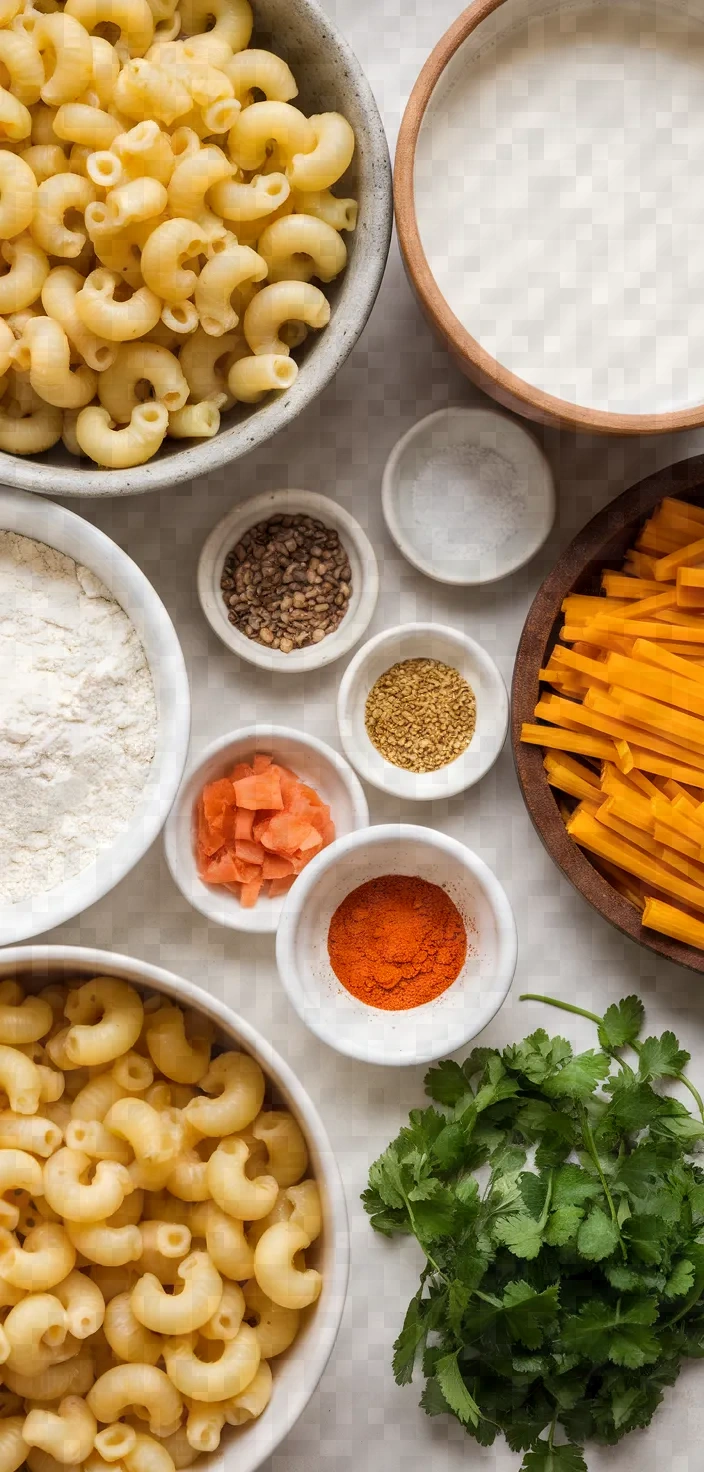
408,443,529,564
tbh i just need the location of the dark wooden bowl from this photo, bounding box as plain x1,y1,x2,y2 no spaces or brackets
512,453,704,972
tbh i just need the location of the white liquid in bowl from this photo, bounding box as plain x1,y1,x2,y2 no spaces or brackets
415,0,704,416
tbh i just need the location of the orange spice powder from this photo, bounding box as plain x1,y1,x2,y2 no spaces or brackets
327,874,467,1011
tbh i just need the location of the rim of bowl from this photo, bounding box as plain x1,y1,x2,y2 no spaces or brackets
5,0,392,498
0,943,350,1472
197,488,380,672
381,405,556,585
336,622,509,799
164,722,370,933
0,487,190,944
394,0,704,436
275,822,519,1065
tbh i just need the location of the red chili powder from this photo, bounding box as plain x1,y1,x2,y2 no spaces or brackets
327,874,467,1011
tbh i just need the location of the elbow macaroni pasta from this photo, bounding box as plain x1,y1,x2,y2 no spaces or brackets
0,0,356,466
0,975,321,1465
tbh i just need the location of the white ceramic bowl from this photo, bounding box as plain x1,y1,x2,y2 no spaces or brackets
382,406,555,585
276,823,517,1065
0,488,190,945
198,489,379,673
164,724,369,934
337,622,508,800
3,0,392,499
0,943,349,1472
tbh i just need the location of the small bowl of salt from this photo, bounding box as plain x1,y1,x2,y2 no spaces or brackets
382,405,555,585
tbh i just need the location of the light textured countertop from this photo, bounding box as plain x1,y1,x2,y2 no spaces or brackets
46,2,704,1466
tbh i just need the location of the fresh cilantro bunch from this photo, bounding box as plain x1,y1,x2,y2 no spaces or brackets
362,994,704,1472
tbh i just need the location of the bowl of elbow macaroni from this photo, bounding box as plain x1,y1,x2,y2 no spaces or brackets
0,0,392,496
0,944,348,1472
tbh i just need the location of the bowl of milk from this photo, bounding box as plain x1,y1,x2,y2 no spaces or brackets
395,0,704,434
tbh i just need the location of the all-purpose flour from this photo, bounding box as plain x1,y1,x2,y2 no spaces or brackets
0,531,158,904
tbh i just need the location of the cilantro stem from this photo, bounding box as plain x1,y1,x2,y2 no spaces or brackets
665,1280,704,1328
521,992,704,1124
519,994,603,1025
547,1411,557,1451
578,1106,627,1261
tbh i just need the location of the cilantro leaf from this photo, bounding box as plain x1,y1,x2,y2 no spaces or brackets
552,1165,601,1209
424,1059,470,1107
434,1351,480,1427
392,1293,427,1385
545,1204,584,1247
576,1206,620,1262
542,1050,611,1100
503,1029,572,1085
366,1146,406,1210
561,1299,660,1368
638,1032,691,1083
521,1445,588,1472
493,1213,545,1260
447,1281,470,1337
501,1282,561,1349
598,996,644,1051
664,1259,696,1299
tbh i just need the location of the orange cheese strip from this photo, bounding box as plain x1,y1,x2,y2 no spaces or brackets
660,498,704,528
544,757,604,804
619,589,677,620
679,567,704,588
550,646,609,683
653,607,704,628
561,594,628,619
654,534,704,582
651,795,704,846
601,574,661,599
593,615,704,642
567,808,704,912
633,638,704,688
606,790,655,834
642,896,704,949
629,748,704,788
561,626,636,654
605,651,704,714
625,550,658,579
520,724,616,761
589,690,704,766
538,692,704,771
676,587,704,610
653,820,703,862
545,751,600,788
607,686,704,752
598,801,704,885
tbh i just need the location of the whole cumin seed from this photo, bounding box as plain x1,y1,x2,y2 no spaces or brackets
364,658,477,773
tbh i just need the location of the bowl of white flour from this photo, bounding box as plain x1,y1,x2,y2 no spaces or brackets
0,488,190,943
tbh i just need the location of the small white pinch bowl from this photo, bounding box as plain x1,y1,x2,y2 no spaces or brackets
0,943,349,1472
337,622,508,800
164,724,369,935
198,488,379,673
276,823,518,1066
382,406,555,585
0,487,190,946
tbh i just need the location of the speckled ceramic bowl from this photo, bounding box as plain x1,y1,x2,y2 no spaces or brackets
5,0,392,498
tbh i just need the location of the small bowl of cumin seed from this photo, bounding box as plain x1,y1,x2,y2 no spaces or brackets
197,488,379,673
337,623,508,800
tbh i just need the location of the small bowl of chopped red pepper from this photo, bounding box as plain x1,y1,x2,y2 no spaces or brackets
275,823,517,1065
164,725,369,934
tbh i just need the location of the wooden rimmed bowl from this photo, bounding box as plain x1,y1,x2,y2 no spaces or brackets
512,454,704,973
395,0,704,436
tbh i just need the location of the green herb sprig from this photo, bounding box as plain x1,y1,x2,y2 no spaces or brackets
362,994,704,1471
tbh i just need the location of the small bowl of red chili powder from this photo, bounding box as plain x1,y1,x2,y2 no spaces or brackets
275,823,517,1065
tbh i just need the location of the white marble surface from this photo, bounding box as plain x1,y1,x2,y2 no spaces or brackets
40,2,704,1467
